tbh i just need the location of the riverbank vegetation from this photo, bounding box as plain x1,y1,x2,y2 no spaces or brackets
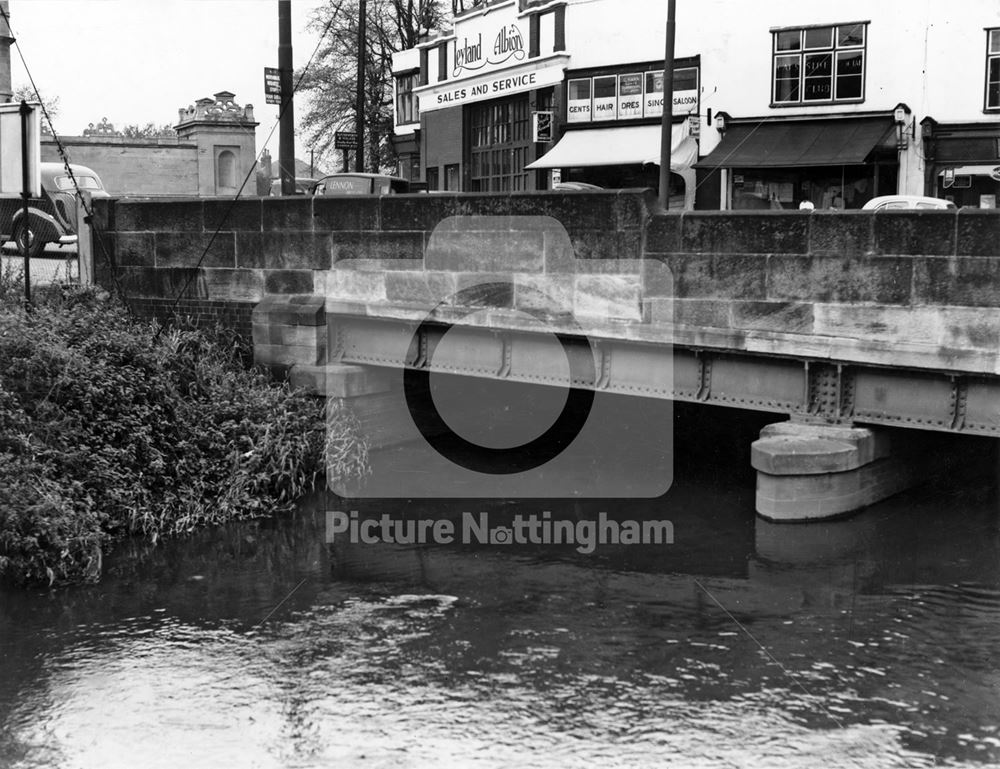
0,277,368,586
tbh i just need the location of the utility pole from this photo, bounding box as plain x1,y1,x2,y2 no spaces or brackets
355,0,367,172
658,0,677,210
278,0,295,195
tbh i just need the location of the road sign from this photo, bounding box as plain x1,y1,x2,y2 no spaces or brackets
264,67,282,105
335,131,359,150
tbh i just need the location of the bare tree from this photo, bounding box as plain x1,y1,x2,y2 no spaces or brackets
120,123,177,139
296,0,446,173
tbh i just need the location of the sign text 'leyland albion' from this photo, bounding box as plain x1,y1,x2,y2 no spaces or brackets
453,24,526,77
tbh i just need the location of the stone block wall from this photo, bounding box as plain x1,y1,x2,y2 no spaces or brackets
644,209,1000,374
90,192,1000,377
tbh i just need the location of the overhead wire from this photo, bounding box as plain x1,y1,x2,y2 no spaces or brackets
0,2,126,301
0,0,344,329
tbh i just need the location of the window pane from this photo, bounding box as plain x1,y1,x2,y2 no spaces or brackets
568,78,591,100
774,78,799,103
988,67,999,109
674,67,698,92
804,26,833,49
803,53,832,100
593,75,616,98
836,51,864,99
838,24,865,47
773,54,800,102
775,29,800,51
989,29,1000,54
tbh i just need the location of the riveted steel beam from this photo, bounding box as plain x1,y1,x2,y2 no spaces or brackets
326,314,1000,437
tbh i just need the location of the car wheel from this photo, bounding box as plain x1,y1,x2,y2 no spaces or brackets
13,221,45,259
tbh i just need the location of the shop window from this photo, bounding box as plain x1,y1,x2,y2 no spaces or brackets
469,95,531,192
772,22,866,105
396,71,420,125
987,29,1000,111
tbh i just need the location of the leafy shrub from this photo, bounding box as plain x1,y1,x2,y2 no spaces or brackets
0,287,368,586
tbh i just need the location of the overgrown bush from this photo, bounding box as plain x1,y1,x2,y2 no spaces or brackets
0,286,368,586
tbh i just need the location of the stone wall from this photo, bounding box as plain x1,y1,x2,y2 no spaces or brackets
42,139,200,197
90,192,1000,376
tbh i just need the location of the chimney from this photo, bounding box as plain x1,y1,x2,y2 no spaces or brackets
0,2,12,103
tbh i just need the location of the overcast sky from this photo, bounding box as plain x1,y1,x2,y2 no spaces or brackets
9,0,326,164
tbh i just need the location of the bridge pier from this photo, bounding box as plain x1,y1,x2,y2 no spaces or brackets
751,421,930,522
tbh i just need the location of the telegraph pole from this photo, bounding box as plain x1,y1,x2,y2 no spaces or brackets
278,0,295,195
658,0,677,209
355,0,366,172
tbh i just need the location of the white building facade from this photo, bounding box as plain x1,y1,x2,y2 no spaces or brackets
391,0,1000,209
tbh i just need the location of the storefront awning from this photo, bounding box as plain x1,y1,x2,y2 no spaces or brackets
525,124,698,170
693,116,895,170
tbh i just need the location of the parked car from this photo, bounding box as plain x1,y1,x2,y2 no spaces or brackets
553,181,604,191
1,162,109,257
313,173,411,196
861,195,957,211
269,177,321,196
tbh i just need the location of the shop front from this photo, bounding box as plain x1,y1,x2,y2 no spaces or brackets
412,0,570,192
694,114,899,210
922,118,1000,209
526,57,701,208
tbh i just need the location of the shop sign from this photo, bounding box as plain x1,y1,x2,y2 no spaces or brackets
592,76,618,121
567,78,592,123
419,63,566,111
533,111,554,142
567,65,699,124
451,4,526,79
617,73,643,119
982,194,997,209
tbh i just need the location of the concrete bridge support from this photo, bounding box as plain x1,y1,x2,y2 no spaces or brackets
751,421,931,522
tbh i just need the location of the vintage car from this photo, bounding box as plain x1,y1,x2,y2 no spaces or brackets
313,173,411,195
269,177,322,196
1,162,109,257
861,195,957,211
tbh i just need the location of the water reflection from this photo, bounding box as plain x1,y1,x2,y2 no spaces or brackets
1,432,998,767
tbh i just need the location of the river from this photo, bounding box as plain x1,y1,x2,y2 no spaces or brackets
1,408,999,768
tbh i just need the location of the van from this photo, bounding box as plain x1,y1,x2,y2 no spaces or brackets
313,173,411,196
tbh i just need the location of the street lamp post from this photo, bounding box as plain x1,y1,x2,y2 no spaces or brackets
355,0,367,172
658,0,677,210
278,0,295,195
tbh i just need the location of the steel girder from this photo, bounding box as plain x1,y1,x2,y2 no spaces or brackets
327,315,1000,437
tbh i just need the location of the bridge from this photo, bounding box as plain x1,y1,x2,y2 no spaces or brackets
91,191,1000,521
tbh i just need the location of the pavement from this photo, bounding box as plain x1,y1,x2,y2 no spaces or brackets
1,242,79,286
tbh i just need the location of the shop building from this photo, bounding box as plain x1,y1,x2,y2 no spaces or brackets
391,0,1000,209
692,0,1000,210
390,0,701,202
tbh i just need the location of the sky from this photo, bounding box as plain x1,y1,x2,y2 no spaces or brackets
8,0,328,167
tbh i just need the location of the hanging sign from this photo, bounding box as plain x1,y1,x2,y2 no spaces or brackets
264,67,282,105
532,111,554,142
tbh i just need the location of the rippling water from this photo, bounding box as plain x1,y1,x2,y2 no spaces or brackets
2,426,999,768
